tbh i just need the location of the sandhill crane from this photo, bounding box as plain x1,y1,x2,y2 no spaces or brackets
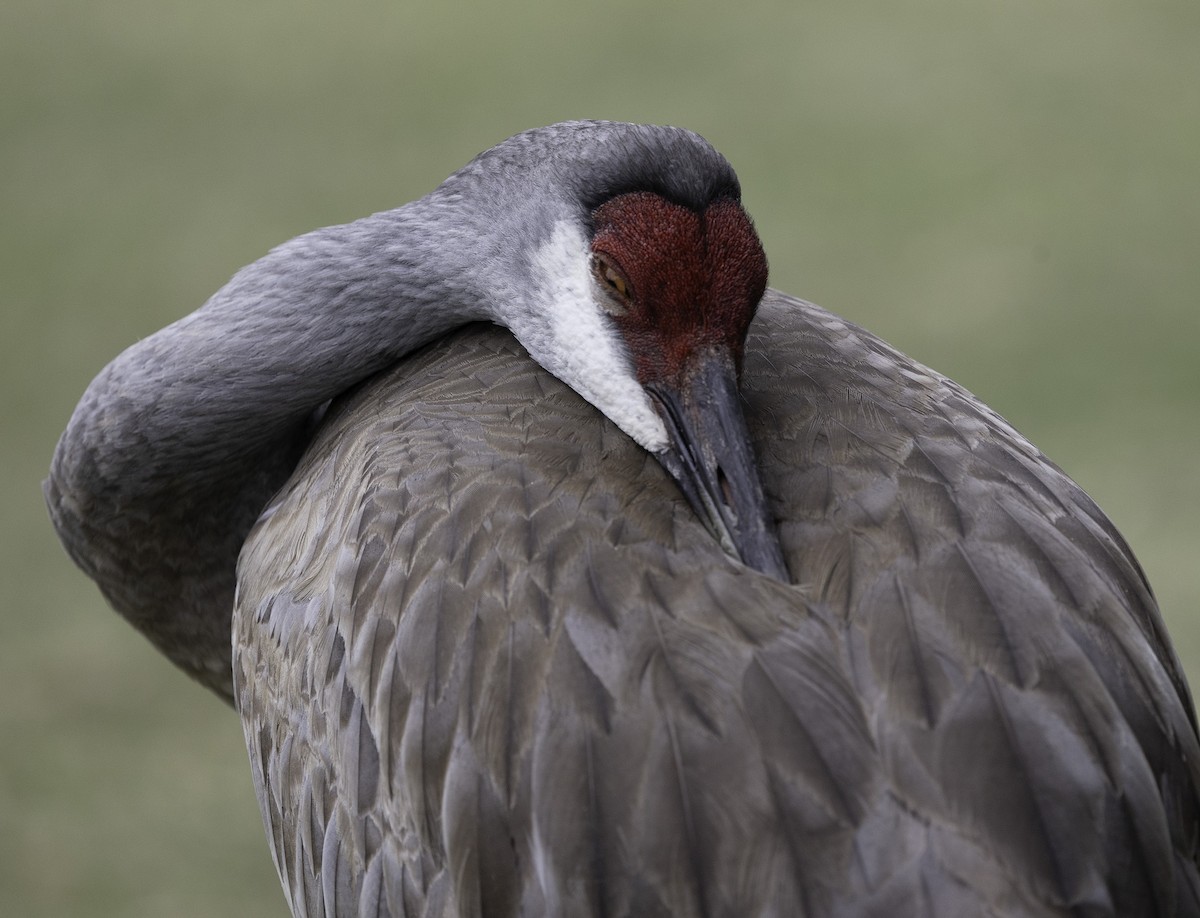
47,121,1200,916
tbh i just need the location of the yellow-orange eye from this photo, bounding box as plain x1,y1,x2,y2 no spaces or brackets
603,265,627,298
591,254,632,315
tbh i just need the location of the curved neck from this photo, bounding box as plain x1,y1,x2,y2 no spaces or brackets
46,199,486,699
149,204,486,461
46,121,747,700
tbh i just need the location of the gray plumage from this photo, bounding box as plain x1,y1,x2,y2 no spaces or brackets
46,122,1200,916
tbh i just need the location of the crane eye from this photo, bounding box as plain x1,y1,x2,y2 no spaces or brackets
591,254,632,315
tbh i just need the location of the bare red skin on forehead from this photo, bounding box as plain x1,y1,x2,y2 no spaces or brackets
590,192,768,387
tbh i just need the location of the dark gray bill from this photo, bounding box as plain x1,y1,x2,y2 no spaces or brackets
648,351,790,582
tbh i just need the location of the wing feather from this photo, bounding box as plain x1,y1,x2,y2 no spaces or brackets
235,299,1200,916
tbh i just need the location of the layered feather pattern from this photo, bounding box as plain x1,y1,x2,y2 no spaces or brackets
235,293,1200,917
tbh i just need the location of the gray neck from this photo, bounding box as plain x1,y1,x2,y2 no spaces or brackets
43,120,741,701
46,197,489,699
133,202,487,466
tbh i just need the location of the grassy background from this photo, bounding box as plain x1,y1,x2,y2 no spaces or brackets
2,0,1197,914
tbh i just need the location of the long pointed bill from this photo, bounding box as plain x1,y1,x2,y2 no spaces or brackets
647,351,790,582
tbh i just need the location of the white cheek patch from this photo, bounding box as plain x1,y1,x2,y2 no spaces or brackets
507,220,669,453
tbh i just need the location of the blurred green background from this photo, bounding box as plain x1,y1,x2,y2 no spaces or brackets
2,0,1197,914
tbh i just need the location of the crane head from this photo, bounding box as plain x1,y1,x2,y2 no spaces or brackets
464,122,788,581
586,190,787,581
590,191,766,383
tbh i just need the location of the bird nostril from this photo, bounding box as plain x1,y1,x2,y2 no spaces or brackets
717,465,737,520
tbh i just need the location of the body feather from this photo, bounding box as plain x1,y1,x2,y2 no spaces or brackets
234,293,1200,916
